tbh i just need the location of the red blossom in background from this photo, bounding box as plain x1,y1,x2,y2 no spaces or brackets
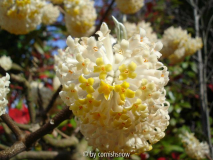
9,104,30,124
172,152,180,159
0,126,4,134
157,157,168,160
208,84,213,92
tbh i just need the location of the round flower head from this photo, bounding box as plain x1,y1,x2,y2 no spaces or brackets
55,17,170,154
0,56,12,71
41,3,60,25
64,0,97,37
124,21,158,42
0,0,45,35
161,26,203,64
180,132,210,159
0,73,10,116
116,0,144,14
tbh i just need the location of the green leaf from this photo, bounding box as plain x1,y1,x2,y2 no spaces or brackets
190,62,197,73
181,62,188,69
70,118,77,128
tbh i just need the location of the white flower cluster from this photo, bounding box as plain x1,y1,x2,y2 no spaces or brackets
41,3,60,25
0,73,10,116
180,132,210,159
55,20,170,153
124,21,158,42
161,26,203,64
64,0,97,37
0,56,13,71
0,0,45,35
116,0,144,14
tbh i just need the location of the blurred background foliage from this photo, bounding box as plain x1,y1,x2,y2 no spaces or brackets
0,0,213,160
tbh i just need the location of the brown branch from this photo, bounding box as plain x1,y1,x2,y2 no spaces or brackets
14,122,32,131
92,0,115,35
0,106,73,160
0,144,9,150
10,74,36,123
11,151,73,160
0,142,26,160
43,135,78,148
55,128,70,139
206,154,213,160
25,106,72,148
1,114,24,141
43,85,62,116
1,122,15,143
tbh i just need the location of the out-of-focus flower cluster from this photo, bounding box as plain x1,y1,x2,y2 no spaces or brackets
0,0,45,34
0,56,12,71
0,73,10,116
161,26,203,64
124,21,158,42
41,3,60,25
55,20,170,153
64,0,97,37
180,131,210,159
0,0,60,35
116,0,144,14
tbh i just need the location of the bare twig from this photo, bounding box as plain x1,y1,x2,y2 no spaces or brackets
0,106,73,160
206,154,213,160
43,135,78,148
43,85,62,116
0,142,26,160
1,114,24,141
1,122,15,143
10,74,36,123
0,144,9,150
11,151,73,160
55,128,70,139
92,0,115,35
193,0,213,158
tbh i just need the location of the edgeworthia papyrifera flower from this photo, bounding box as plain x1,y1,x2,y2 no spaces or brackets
64,0,97,37
0,0,45,35
0,73,10,116
180,131,210,159
116,0,144,14
161,26,203,64
124,21,158,42
54,17,170,154
0,56,13,71
41,3,60,25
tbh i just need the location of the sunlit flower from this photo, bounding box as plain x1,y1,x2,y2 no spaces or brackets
0,0,45,34
161,26,203,64
0,56,12,71
64,0,97,37
116,0,144,14
180,131,210,159
124,21,158,42
41,3,60,25
55,19,170,153
53,76,61,91
0,73,10,116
